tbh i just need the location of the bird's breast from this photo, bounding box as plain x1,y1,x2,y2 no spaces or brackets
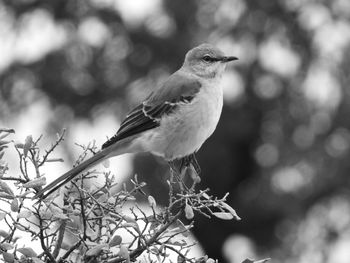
139,79,224,160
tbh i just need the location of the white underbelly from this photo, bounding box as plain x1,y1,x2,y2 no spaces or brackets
138,85,223,160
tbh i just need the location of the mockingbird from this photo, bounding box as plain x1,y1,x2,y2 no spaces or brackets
35,43,238,199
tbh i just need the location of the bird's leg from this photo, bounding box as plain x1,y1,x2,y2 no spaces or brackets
187,153,201,175
168,160,188,192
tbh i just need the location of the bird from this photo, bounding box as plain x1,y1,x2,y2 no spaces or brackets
34,43,238,200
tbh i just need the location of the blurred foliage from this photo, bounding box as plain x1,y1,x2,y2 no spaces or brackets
1,0,350,262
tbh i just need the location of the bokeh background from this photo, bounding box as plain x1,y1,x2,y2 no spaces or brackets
1,0,350,262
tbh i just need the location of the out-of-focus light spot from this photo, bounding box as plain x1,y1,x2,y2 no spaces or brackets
65,44,93,68
293,125,315,149
103,63,129,88
223,235,257,263
145,13,176,38
271,163,314,194
255,143,279,167
221,70,245,104
78,17,111,47
310,111,331,135
314,20,350,60
325,128,350,158
298,3,331,30
261,117,283,142
259,37,301,77
114,0,162,28
332,0,350,18
129,44,152,66
63,69,95,95
328,238,350,263
303,64,341,110
254,75,283,99
104,36,131,63
196,1,217,28
14,9,67,64
0,8,67,72
214,0,246,27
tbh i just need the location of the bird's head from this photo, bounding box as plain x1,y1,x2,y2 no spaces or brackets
182,43,238,78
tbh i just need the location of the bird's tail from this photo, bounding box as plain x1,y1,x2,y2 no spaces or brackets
34,138,136,200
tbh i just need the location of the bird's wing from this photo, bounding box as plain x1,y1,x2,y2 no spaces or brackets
102,72,201,149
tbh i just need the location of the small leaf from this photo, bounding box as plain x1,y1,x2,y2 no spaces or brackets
3,252,14,263
0,140,11,146
15,143,24,149
184,204,194,220
52,212,70,221
14,223,26,231
109,235,122,247
212,212,233,220
0,212,6,221
148,195,156,208
0,230,9,238
102,159,110,168
18,210,32,219
177,254,186,263
10,198,19,212
0,128,15,134
22,177,46,189
17,247,37,257
0,193,14,200
242,259,270,263
123,216,136,224
220,202,241,220
175,220,189,237
23,135,33,157
206,258,216,263
118,245,130,261
0,181,14,196
0,242,14,250
32,258,45,263
86,244,108,257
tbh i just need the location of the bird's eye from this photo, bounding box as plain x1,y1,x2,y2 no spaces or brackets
202,55,213,62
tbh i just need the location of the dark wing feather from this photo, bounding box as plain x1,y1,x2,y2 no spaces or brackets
102,72,201,149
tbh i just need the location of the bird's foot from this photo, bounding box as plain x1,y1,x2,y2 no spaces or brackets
168,153,201,192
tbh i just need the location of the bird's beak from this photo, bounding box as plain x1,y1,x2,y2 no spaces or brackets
221,56,238,63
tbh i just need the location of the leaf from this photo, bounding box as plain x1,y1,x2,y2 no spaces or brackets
52,212,70,221
18,210,32,219
17,247,37,258
3,252,14,263
0,242,14,250
0,212,6,221
31,258,45,263
175,220,189,237
0,193,14,200
118,245,130,261
0,128,15,134
212,212,233,220
206,258,216,263
0,230,9,238
241,258,270,263
0,181,14,196
85,244,108,257
220,202,241,220
148,195,156,208
10,198,19,212
177,255,186,263
184,204,194,220
109,235,122,247
23,135,33,157
22,177,46,188
102,159,110,168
